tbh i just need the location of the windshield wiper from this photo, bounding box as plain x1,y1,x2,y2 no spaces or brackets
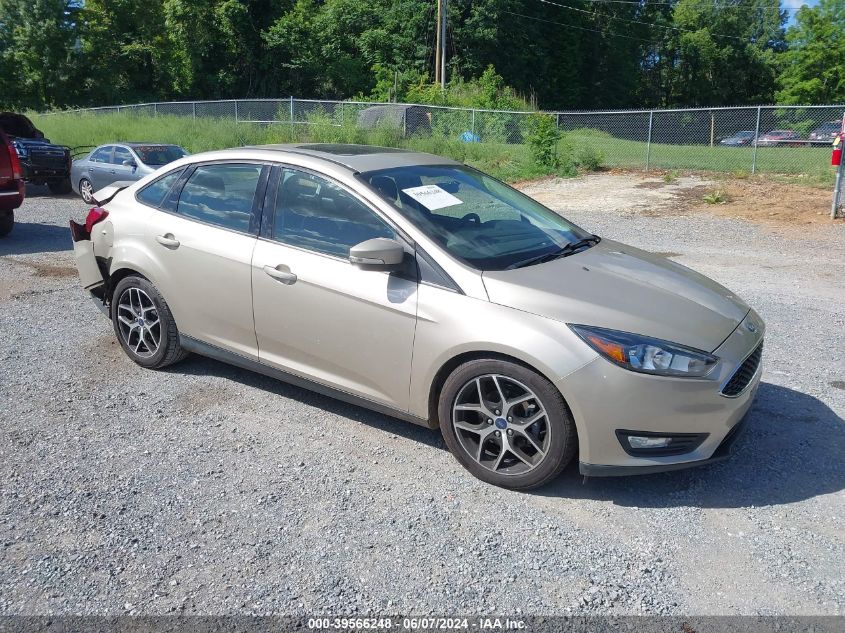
506,235,600,270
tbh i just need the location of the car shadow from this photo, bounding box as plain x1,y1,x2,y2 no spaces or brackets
0,222,72,255
540,382,845,508
173,354,446,451
23,183,78,200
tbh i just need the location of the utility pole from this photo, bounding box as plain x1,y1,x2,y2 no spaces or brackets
435,0,447,89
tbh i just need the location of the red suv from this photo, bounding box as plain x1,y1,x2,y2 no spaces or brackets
0,128,25,237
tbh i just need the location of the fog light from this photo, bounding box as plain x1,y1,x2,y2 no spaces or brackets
628,435,671,449
615,429,709,457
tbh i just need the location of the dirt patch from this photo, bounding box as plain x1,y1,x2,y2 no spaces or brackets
687,178,837,227
0,256,76,278
518,172,842,230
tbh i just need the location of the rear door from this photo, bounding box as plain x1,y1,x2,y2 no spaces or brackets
88,146,114,190
251,166,418,409
142,161,269,359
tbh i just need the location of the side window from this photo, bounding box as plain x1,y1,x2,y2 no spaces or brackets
273,169,395,258
176,163,262,233
112,146,133,165
136,169,184,208
90,146,112,163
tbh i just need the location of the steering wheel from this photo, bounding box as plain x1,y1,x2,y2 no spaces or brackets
461,212,481,225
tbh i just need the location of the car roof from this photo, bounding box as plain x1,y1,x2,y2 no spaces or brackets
243,143,461,173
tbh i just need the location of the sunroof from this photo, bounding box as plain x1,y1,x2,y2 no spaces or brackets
296,144,407,156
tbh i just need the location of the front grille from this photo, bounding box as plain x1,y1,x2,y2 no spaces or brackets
721,342,763,397
30,149,68,169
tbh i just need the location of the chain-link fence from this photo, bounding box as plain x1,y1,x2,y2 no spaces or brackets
55,99,844,180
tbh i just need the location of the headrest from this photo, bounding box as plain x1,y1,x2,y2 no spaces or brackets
192,172,225,194
370,175,398,201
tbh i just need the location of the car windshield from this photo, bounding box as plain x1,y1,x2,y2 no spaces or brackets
360,164,593,270
133,145,187,166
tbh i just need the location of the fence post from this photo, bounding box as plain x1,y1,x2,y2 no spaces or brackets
645,111,654,171
192,102,196,120
153,103,157,116
340,101,344,126
289,96,294,126
235,100,239,123
471,109,476,136
832,113,845,219
751,106,761,174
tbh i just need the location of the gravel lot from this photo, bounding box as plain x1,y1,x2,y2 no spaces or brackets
1,176,843,617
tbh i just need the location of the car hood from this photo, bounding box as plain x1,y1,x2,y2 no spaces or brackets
482,239,749,353
11,137,65,150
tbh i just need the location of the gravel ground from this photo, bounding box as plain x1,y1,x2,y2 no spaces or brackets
0,177,843,617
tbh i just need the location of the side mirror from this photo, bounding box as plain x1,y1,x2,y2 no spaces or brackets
122,160,137,168
349,238,405,270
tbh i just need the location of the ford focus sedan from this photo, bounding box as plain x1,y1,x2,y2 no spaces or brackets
71,143,187,203
70,144,763,489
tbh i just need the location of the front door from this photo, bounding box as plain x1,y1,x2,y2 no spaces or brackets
143,162,267,359
110,146,139,185
251,167,418,410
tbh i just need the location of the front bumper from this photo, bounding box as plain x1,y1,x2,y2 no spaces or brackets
558,311,764,476
20,160,70,183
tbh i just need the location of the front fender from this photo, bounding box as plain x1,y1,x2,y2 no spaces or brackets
409,284,597,425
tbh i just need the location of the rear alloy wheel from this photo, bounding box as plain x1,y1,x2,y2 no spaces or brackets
0,210,13,238
79,178,94,203
439,359,577,490
111,275,187,369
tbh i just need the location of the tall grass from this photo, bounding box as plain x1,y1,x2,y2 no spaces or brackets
30,111,837,186
31,111,568,182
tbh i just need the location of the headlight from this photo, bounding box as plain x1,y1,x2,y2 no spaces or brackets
569,325,718,378
11,142,27,159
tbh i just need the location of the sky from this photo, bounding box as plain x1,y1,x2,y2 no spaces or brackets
784,0,819,25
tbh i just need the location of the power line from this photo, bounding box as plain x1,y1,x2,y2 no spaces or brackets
532,0,751,42
502,9,666,44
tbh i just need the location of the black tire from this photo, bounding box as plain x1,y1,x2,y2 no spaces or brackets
48,177,72,195
439,359,577,490
0,210,12,238
111,275,188,369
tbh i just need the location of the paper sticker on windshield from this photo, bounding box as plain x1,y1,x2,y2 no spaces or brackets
401,185,462,210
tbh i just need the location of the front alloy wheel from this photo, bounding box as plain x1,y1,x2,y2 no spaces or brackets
79,178,94,203
439,359,576,490
452,374,551,475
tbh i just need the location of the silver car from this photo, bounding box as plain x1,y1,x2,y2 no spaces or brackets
70,144,764,489
71,143,188,203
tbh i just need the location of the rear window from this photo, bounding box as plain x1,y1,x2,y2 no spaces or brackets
176,163,262,233
136,169,184,208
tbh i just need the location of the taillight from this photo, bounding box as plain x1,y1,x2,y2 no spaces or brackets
84,207,109,233
7,144,22,180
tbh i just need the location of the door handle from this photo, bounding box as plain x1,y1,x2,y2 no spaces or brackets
155,234,180,249
263,265,297,285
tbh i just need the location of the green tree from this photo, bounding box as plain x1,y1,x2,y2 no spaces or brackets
0,0,82,109
79,0,177,104
660,0,786,107
777,0,845,104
